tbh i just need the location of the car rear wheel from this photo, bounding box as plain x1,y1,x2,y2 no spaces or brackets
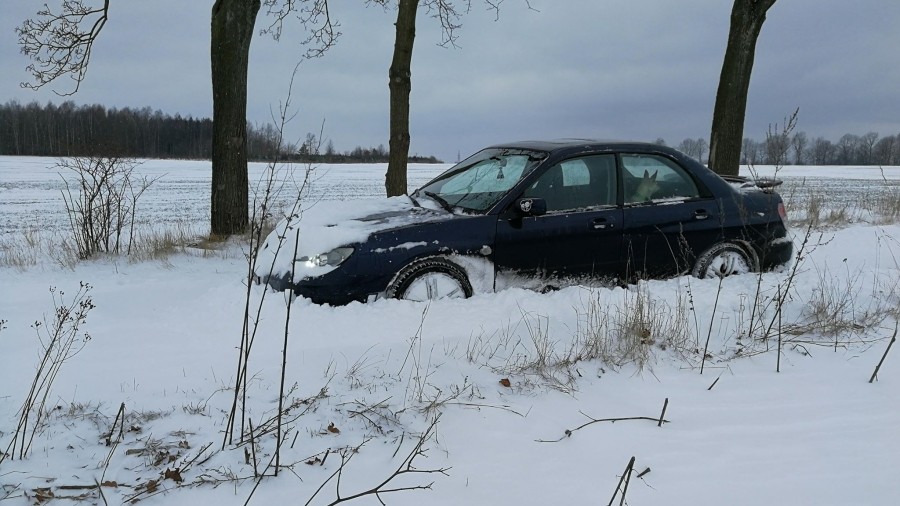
692,242,757,279
387,257,473,301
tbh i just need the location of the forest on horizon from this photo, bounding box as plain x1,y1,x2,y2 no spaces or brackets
0,100,442,164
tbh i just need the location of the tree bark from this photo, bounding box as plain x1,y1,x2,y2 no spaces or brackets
385,0,419,197
708,0,776,176
211,0,260,235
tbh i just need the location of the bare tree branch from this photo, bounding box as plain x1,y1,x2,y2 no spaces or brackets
304,416,449,505
536,410,671,443
260,0,341,58
423,0,471,48
369,0,534,48
17,0,111,95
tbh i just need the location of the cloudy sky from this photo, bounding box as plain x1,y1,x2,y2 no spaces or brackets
2,0,899,162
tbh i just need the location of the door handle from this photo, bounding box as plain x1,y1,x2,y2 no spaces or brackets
591,218,613,229
694,209,709,220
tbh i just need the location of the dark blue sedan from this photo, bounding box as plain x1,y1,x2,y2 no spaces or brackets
256,140,792,304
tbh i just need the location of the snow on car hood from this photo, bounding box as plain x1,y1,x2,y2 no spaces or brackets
255,196,451,279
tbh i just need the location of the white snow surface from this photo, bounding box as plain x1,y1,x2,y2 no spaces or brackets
1,157,899,505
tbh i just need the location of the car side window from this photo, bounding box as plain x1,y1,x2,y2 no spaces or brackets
522,154,617,212
621,154,700,203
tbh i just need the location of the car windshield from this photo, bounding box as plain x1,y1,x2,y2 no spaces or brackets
415,149,546,212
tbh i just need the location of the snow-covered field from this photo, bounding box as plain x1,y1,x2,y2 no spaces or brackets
1,156,899,505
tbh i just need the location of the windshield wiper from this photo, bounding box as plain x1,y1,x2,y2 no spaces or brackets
423,191,455,214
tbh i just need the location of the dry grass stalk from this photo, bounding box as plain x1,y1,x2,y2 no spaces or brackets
2,283,94,463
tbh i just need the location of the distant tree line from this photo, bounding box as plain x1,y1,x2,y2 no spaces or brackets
0,100,442,163
740,131,900,166
661,131,900,166
286,133,441,164
0,100,215,158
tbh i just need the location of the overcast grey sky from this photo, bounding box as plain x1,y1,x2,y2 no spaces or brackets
2,0,899,162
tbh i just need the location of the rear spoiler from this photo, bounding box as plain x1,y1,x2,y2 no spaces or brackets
720,175,783,190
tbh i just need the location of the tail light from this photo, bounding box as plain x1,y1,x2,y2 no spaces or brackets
777,202,787,220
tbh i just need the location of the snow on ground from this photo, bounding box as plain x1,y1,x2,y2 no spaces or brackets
1,157,899,505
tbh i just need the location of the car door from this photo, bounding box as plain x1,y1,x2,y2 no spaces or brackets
619,153,721,278
494,154,624,281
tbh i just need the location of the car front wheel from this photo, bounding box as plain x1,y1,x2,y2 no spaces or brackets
387,257,473,301
692,242,758,279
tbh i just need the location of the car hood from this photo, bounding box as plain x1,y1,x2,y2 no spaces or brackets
255,196,455,279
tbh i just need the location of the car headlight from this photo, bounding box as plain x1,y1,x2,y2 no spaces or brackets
303,247,355,267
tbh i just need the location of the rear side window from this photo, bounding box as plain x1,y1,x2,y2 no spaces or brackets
523,154,617,212
621,154,700,203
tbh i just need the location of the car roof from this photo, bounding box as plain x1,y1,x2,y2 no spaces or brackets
485,138,665,153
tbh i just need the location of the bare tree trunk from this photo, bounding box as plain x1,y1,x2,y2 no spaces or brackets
211,0,260,235
708,0,776,176
385,0,419,197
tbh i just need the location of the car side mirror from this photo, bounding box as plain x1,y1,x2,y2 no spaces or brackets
516,197,547,216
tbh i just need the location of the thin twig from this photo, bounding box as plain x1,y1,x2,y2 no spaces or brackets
249,420,259,477
776,286,783,373
869,322,898,383
94,478,108,506
304,416,448,506
536,411,670,443
607,456,635,506
657,398,668,428
701,276,724,374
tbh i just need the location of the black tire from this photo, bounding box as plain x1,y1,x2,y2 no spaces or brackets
692,242,758,279
386,257,473,301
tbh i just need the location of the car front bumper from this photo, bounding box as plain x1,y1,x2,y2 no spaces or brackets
257,270,390,306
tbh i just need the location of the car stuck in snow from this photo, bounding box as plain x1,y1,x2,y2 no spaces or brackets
255,139,793,304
